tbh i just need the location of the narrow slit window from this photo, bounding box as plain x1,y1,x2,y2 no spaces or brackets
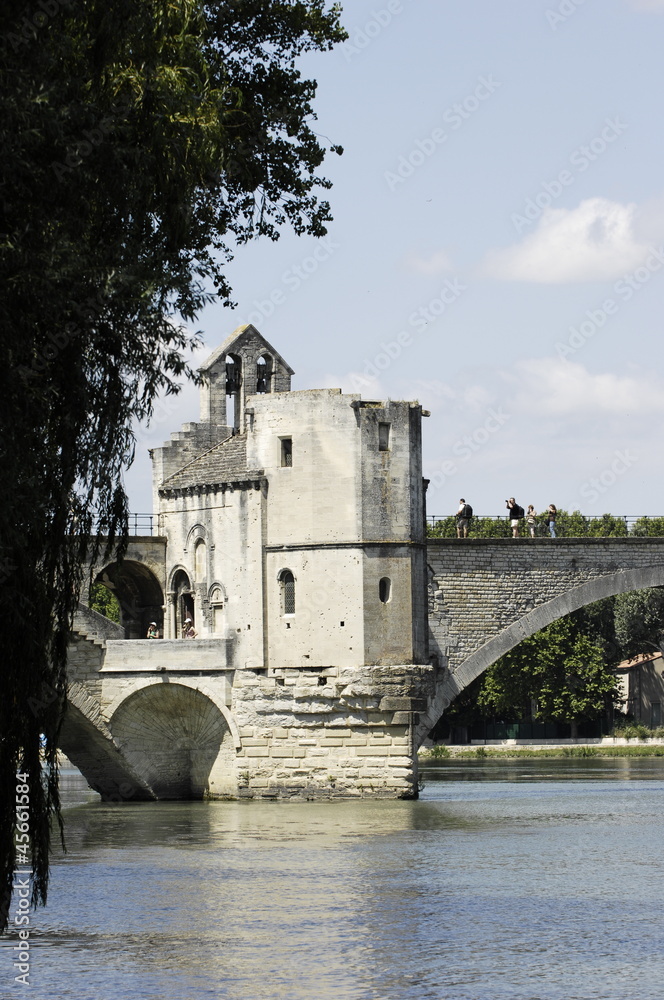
378,423,391,451
280,570,295,615
281,437,292,467
379,577,391,604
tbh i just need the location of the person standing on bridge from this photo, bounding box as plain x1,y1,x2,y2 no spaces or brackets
526,505,537,538
546,504,557,538
505,498,524,537
182,617,197,638
146,622,159,639
455,498,472,538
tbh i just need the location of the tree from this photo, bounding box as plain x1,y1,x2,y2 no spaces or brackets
438,616,619,739
631,516,664,536
0,0,345,931
613,588,664,660
88,584,121,625
529,619,617,737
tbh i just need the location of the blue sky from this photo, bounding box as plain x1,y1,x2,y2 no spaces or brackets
125,0,664,519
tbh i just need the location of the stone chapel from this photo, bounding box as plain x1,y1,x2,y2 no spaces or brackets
147,323,429,669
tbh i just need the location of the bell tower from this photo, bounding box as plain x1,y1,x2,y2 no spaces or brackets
199,324,294,433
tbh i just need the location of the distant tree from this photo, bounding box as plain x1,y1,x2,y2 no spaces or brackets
554,509,588,537
469,516,512,539
427,517,457,538
613,588,664,660
88,584,121,625
631,516,664,536
586,514,628,537
435,615,619,741
0,0,345,931
530,619,618,738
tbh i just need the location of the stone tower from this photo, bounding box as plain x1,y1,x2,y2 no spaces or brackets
151,324,428,667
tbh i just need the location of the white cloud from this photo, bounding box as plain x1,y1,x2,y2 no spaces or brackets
510,358,664,416
484,198,651,283
405,250,453,275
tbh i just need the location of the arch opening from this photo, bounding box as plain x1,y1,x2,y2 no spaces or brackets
419,567,664,748
171,569,194,637
256,353,273,393
225,353,242,430
109,683,230,799
94,560,164,639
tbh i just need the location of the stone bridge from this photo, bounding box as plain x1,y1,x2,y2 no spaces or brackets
64,537,664,800
418,536,664,744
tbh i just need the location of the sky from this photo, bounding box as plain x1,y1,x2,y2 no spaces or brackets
124,0,664,520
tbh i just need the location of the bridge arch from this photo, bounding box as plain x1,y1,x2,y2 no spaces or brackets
108,680,240,799
418,562,664,747
95,559,164,638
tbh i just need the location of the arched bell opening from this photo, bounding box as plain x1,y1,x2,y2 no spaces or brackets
225,353,242,431
256,353,273,393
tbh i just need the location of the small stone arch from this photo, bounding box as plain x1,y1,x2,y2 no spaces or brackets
256,353,273,393
277,568,296,615
417,565,664,748
226,352,242,430
185,523,206,551
108,679,241,799
208,582,227,635
103,677,242,748
169,566,194,636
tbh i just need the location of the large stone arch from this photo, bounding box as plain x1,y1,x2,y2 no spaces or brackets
59,683,156,801
107,680,239,799
417,565,664,747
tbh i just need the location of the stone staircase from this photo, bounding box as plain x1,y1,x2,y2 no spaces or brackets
73,604,125,647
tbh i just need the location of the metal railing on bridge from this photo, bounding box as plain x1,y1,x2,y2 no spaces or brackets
126,513,157,536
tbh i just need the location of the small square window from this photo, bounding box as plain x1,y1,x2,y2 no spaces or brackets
281,437,292,467
378,423,391,451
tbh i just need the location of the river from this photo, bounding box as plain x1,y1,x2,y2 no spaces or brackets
2,758,664,1000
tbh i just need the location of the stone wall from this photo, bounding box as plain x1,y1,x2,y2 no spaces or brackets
231,663,433,799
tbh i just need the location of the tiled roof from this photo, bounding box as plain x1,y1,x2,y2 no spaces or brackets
159,434,262,492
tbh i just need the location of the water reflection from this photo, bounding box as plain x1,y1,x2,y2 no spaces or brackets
2,762,664,1000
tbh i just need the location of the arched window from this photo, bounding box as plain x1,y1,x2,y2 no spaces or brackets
279,570,295,615
172,569,194,636
225,353,242,430
379,577,392,604
256,354,273,393
194,540,207,582
209,584,225,635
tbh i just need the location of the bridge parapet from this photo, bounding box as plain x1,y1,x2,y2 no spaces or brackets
102,638,231,673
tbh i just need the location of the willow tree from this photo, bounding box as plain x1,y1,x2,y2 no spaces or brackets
0,0,345,930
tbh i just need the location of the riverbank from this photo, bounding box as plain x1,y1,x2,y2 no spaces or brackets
420,738,664,759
